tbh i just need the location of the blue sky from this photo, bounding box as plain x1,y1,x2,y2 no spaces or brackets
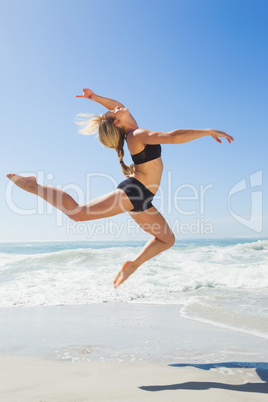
1,0,267,241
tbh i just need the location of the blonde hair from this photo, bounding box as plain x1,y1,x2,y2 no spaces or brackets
76,113,135,178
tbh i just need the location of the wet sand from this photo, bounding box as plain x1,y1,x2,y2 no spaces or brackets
0,303,267,401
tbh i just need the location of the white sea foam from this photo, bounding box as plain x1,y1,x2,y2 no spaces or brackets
0,239,267,338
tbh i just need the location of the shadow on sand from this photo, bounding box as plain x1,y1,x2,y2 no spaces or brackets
139,362,268,394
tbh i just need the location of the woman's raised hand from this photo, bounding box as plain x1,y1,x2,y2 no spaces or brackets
76,88,94,99
210,130,234,144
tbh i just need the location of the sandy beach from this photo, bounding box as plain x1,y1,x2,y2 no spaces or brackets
0,303,267,401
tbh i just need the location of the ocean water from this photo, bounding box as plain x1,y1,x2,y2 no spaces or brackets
0,238,267,339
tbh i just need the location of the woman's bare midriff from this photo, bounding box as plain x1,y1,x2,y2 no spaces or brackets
129,157,163,195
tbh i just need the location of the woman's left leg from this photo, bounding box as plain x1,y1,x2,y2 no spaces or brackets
6,173,134,220
114,206,175,288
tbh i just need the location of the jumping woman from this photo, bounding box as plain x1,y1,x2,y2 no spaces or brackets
6,88,234,288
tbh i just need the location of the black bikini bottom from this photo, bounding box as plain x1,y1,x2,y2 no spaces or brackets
117,177,155,212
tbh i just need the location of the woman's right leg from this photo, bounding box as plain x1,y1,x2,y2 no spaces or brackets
6,173,134,220
114,206,175,288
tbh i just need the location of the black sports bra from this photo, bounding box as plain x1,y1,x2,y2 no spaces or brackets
131,144,161,165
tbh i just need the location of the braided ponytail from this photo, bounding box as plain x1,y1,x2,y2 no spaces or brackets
76,113,135,178
116,133,135,178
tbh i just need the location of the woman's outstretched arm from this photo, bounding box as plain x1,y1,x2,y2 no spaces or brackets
132,128,234,144
76,88,124,110
170,129,234,144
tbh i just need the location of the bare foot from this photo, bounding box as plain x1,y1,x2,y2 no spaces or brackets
114,261,136,288
6,173,38,193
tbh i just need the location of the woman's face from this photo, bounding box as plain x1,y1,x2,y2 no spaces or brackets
105,106,129,121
